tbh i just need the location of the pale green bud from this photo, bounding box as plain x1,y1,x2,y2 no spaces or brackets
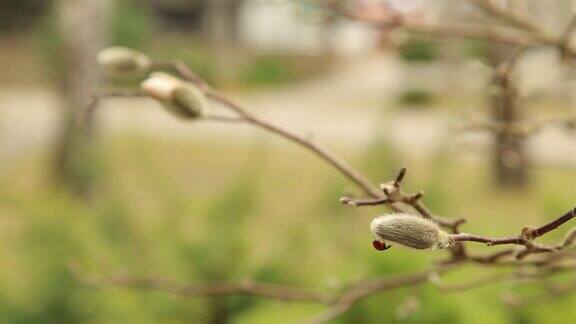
370,213,451,250
141,72,208,119
97,47,151,78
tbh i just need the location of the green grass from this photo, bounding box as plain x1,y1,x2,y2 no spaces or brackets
1,132,575,323
399,39,439,62
398,89,435,107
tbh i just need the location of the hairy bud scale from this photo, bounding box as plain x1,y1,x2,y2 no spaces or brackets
370,213,451,250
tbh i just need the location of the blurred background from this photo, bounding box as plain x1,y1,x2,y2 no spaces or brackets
1,0,575,323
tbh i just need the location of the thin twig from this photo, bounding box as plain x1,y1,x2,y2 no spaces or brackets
78,90,143,127
341,167,464,230
306,266,452,324
78,272,330,303
560,14,576,58
203,115,246,123
529,207,576,239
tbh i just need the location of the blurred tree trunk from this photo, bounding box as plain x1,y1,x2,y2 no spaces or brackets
203,0,241,46
320,15,337,57
53,0,112,197
203,0,242,81
488,43,528,188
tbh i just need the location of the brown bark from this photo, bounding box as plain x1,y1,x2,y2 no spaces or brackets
202,0,242,81
488,43,528,188
203,0,241,47
53,0,112,196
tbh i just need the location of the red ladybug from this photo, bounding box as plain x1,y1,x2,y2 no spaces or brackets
373,240,392,251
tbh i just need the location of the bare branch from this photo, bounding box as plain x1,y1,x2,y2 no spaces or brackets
472,0,542,32
203,115,246,123
560,14,576,58
306,266,452,324
436,264,575,292
152,61,211,91
340,196,389,206
73,268,330,303
329,2,576,59
529,207,576,239
342,167,464,230
77,90,143,127
455,118,576,137
445,208,575,261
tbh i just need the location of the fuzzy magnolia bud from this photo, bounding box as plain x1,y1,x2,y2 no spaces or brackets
97,47,151,78
141,72,208,119
370,213,451,250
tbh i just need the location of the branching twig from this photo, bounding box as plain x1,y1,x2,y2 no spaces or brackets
455,118,576,137
340,167,463,230
71,266,330,303
436,263,575,292
305,269,443,324
329,1,576,59
448,208,575,258
78,90,143,127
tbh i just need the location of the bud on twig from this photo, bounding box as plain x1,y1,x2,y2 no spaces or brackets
97,47,151,78
370,213,451,250
141,72,208,119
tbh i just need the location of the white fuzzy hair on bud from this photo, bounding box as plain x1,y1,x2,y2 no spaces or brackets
370,213,451,250
141,72,208,119
97,47,150,78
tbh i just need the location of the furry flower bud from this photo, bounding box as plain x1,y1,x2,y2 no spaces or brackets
97,47,151,78
141,72,208,119
370,213,451,250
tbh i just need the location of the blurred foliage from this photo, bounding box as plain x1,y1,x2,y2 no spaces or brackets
461,39,489,60
399,39,439,62
1,135,575,323
110,0,151,50
398,89,435,107
239,56,298,87
240,55,332,88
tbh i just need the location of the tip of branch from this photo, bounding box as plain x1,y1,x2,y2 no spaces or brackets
395,167,408,186
380,185,391,196
410,191,425,201
453,218,467,230
339,197,357,206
